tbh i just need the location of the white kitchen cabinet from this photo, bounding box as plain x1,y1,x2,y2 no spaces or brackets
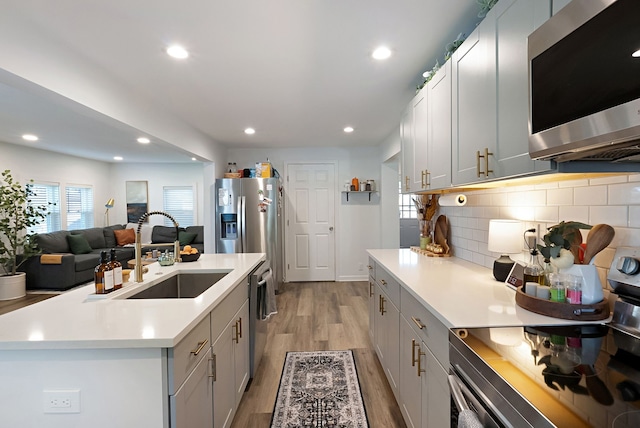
401,103,415,193
212,297,250,428
398,287,450,428
170,347,214,428
412,90,429,192
367,257,376,342
494,0,552,178
451,11,497,185
552,0,571,14
373,270,400,399
426,60,452,190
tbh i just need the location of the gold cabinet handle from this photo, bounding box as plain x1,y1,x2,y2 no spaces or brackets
238,317,243,339
425,170,431,187
191,339,209,356
367,265,373,270
209,354,216,380
476,150,482,177
411,316,426,330
380,279,387,286
417,347,426,377
369,282,374,297
380,295,386,315
484,147,493,176
411,339,419,367
421,170,426,188
233,321,240,343
405,176,410,191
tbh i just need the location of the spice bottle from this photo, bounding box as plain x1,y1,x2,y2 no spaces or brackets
95,251,113,294
523,248,544,287
566,275,582,304
110,248,123,290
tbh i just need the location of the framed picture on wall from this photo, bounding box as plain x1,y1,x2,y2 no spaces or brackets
126,181,148,223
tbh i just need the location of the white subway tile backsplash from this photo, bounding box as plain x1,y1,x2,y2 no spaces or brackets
534,206,559,223
491,192,508,206
630,206,640,228
608,182,640,205
628,174,640,182
546,188,573,206
559,178,590,188
575,185,607,205
589,175,628,186
589,206,628,227
558,206,589,224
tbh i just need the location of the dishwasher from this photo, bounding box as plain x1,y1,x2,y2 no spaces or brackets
249,260,274,378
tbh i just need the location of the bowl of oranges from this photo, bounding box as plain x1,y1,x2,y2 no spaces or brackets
179,245,200,262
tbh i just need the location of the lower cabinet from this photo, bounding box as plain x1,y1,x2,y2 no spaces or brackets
168,278,250,428
370,265,451,428
213,299,250,428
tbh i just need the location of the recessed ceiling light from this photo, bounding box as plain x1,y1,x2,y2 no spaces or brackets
166,45,189,59
137,137,150,144
22,134,38,141
372,46,391,60
633,49,640,58
113,156,123,161
244,128,256,135
344,126,354,133
191,157,197,161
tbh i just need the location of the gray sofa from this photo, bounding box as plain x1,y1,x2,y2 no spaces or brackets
21,224,205,291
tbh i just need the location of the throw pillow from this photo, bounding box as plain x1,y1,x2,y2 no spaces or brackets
66,234,93,254
114,228,136,246
178,231,197,246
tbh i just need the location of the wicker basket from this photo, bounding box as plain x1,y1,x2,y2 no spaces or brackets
224,172,242,178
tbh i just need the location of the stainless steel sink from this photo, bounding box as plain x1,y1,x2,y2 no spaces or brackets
126,272,230,299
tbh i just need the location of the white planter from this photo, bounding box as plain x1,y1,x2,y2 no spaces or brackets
564,264,604,304
0,272,27,301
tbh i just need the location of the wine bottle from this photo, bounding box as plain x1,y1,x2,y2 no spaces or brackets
110,248,123,290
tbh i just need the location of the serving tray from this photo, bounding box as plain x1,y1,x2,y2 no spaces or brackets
515,287,609,321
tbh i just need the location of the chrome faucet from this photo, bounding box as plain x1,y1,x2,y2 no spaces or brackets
134,211,181,282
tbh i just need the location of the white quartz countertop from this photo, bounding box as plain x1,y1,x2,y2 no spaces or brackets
367,249,610,329
0,253,265,350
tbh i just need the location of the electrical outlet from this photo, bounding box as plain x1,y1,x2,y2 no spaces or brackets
358,263,364,271
43,390,80,413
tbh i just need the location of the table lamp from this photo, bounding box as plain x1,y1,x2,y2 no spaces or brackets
104,198,115,226
488,219,522,282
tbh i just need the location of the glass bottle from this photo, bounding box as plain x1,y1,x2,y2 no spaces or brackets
523,248,544,286
95,251,111,294
110,248,123,290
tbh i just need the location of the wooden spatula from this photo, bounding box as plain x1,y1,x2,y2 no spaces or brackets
583,224,615,265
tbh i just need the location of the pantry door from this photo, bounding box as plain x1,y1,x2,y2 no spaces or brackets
285,163,336,282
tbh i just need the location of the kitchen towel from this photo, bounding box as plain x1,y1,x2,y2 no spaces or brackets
262,269,277,319
458,409,483,428
438,194,467,207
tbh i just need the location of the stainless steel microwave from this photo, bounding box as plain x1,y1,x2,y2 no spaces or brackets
528,0,640,163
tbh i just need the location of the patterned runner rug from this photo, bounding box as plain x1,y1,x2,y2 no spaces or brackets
270,350,369,428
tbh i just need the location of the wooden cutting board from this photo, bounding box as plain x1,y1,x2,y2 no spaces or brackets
434,215,450,255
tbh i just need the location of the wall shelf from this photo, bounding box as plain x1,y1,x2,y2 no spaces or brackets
341,191,377,201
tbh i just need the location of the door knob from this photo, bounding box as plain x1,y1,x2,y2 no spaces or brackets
329,226,334,231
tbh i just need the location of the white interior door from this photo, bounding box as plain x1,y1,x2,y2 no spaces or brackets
285,163,336,282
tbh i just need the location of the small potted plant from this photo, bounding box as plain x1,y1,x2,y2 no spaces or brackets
537,221,592,271
0,170,51,300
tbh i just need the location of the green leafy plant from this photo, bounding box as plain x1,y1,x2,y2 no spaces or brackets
0,170,51,276
537,221,592,261
444,33,466,61
477,0,499,18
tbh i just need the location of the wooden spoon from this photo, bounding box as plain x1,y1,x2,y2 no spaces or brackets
583,224,615,265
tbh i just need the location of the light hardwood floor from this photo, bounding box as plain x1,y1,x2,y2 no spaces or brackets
230,281,406,428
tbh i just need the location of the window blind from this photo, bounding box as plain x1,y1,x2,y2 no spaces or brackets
28,183,61,233
163,186,194,227
66,186,94,230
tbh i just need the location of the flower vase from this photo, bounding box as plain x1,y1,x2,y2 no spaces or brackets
419,220,431,250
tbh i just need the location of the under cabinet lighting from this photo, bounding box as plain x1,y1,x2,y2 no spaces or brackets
633,49,640,58
344,126,354,133
113,156,123,161
137,137,150,144
191,157,197,161
22,134,39,141
166,45,189,59
372,46,391,60
244,128,256,135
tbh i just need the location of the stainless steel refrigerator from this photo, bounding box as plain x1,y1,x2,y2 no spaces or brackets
214,177,283,291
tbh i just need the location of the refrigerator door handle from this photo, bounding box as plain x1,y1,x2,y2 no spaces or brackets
240,196,247,253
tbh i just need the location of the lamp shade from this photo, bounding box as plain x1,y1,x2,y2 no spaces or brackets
105,198,115,209
488,219,522,254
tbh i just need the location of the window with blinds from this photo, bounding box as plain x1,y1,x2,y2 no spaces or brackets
163,186,194,227
66,186,94,230
28,183,61,234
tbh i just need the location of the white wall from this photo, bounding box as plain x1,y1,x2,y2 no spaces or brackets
227,146,381,281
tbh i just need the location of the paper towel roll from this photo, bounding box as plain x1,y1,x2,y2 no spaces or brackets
438,194,467,207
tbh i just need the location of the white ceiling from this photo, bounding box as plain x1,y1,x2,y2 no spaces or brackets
0,0,481,163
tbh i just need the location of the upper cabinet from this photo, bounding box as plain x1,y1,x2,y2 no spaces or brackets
403,0,556,189
401,62,452,193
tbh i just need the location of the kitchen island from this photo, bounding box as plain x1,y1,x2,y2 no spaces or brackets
0,253,265,428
